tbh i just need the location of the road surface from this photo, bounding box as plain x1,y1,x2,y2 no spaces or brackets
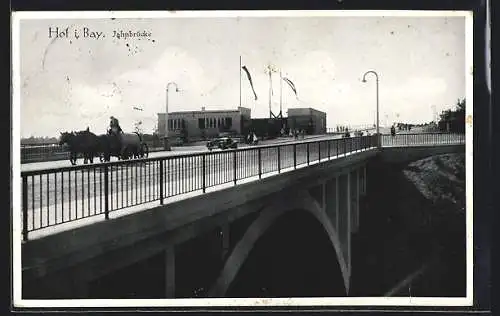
21,134,344,172
20,137,373,239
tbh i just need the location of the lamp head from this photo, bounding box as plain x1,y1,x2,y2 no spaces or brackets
175,88,180,92
362,78,367,83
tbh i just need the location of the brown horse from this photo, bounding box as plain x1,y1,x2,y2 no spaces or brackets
59,129,100,165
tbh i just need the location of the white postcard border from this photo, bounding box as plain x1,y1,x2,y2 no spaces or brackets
11,9,474,308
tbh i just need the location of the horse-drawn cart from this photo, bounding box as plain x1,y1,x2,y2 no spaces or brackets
58,128,149,165
100,131,149,162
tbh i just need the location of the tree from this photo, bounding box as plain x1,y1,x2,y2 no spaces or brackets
438,98,465,133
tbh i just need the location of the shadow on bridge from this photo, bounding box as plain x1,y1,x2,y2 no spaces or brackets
225,209,345,298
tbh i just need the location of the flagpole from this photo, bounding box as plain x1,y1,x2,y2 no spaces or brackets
239,55,242,109
279,70,283,118
268,67,272,119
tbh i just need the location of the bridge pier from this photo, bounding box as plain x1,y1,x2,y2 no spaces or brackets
165,246,176,298
337,173,350,281
350,170,359,234
336,177,340,232
347,172,352,283
363,165,367,194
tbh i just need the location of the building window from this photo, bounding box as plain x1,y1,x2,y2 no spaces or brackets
226,117,232,128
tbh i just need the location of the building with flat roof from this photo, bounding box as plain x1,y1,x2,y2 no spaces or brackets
287,108,327,135
157,107,251,142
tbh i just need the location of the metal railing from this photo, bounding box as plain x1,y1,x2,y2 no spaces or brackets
381,133,465,147
20,135,379,240
21,144,68,163
20,142,163,164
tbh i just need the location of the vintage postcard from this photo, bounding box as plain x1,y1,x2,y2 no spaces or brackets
12,10,473,309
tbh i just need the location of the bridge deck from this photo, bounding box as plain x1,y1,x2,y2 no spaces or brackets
18,133,465,242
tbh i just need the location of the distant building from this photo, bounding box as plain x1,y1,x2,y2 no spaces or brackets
157,107,251,142
287,108,326,135
248,117,287,139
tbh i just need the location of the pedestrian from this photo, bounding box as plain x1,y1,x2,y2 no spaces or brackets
390,125,396,137
109,116,123,135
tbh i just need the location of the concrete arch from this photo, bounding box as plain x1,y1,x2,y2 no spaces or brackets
208,189,349,297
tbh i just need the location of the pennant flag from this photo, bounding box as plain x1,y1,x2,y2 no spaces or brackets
241,66,258,100
282,77,298,98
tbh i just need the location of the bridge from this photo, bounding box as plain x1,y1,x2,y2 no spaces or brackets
19,132,465,299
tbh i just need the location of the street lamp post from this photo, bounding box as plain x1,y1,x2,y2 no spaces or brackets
164,82,180,151
362,70,380,147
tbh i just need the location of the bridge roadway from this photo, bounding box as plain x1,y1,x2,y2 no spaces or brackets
21,130,462,240
21,127,390,172
21,134,345,172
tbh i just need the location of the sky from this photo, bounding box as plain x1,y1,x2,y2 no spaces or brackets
16,12,467,138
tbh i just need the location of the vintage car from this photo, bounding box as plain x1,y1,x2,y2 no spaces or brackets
207,137,238,151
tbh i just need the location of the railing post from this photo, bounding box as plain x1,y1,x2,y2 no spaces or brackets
318,141,321,162
233,150,237,185
104,164,109,220
293,144,297,169
306,143,310,165
344,138,347,157
277,146,281,173
258,148,262,179
159,160,164,204
327,140,331,159
22,176,28,242
202,154,206,193
336,139,339,157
